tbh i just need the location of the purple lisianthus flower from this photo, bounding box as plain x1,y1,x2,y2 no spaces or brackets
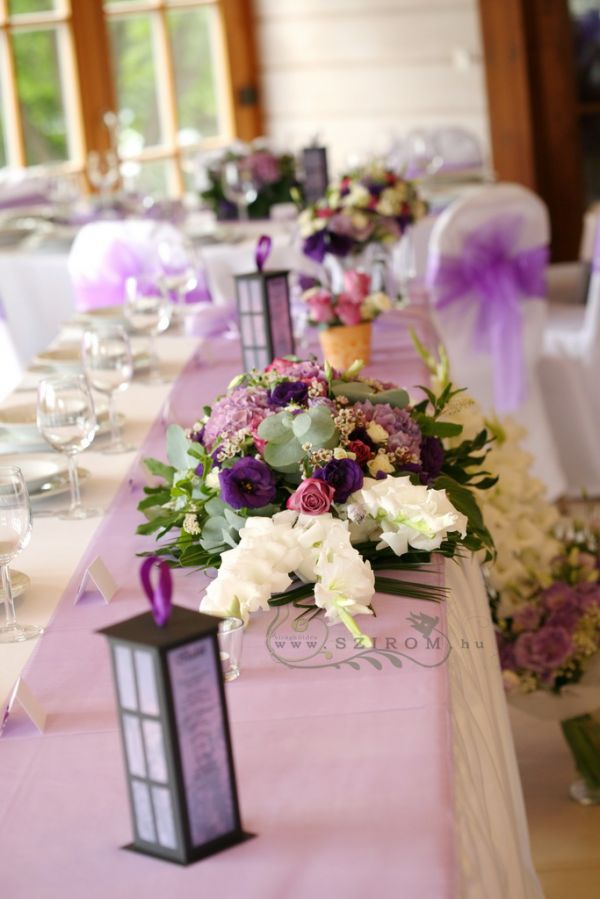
513,626,573,674
313,458,363,503
219,458,277,509
194,462,204,477
269,380,309,407
303,231,328,263
401,436,444,485
298,273,320,292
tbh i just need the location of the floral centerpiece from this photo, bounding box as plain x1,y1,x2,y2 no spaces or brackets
138,356,495,646
199,142,300,220
414,335,600,803
302,269,392,369
299,163,428,264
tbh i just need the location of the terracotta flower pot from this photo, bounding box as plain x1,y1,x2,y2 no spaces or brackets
319,321,372,371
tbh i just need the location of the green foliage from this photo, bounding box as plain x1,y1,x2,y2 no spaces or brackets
259,405,338,473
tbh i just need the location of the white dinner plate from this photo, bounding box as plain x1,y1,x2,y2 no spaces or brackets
0,569,30,601
75,305,128,325
0,453,89,499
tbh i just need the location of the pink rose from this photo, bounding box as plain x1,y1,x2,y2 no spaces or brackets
343,270,371,303
286,478,335,515
336,296,364,326
306,288,335,323
265,358,296,374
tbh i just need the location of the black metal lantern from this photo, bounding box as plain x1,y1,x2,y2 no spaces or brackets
302,146,329,203
235,268,295,371
99,606,250,865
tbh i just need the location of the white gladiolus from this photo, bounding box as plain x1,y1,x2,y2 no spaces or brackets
352,476,467,556
200,511,376,644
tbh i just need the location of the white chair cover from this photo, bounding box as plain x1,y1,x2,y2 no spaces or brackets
68,219,184,311
430,126,484,175
540,213,600,496
427,183,567,499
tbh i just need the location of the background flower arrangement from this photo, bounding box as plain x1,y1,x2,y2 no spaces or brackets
199,142,300,220
416,336,600,799
137,356,495,643
301,269,392,329
299,163,428,263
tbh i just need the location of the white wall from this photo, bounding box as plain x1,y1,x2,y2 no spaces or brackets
255,0,489,173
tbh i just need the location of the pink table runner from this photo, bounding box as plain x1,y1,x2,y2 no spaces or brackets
0,310,457,898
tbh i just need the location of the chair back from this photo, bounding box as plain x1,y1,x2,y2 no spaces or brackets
427,183,549,414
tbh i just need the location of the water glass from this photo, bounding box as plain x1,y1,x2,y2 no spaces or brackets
82,325,135,454
124,275,171,384
0,466,42,643
218,617,245,681
221,160,258,221
37,375,99,520
157,239,198,306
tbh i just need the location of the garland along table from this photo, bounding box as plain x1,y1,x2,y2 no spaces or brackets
0,311,542,898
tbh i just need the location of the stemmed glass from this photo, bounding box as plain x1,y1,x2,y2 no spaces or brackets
86,150,120,204
157,239,198,308
0,466,42,643
82,326,135,454
37,375,100,520
221,159,257,221
124,275,171,384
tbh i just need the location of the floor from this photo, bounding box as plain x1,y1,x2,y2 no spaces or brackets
511,708,600,898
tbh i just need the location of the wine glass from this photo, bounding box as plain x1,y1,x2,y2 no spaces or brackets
124,275,171,384
86,150,120,203
37,375,100,520
0,466,42,643
221,159,257,221
82,326,135,454
157,239,198,307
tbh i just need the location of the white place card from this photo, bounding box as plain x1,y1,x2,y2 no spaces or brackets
75,556,117,605
1,677,46,735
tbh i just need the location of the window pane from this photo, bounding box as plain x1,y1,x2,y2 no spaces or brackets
9,0,57,13
12,28,68,165
168,7,219,143
108,15,161,154
133,159,170,198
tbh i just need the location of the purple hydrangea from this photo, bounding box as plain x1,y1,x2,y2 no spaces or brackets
355,400,422,459
313,458,363,503
219,458,277,509
202,387,271,450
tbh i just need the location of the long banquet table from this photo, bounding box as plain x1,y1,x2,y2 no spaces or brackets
0,311,543,898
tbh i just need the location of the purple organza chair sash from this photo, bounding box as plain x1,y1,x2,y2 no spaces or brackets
427,214,548,413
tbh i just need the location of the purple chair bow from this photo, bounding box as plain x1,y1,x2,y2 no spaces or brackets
427,214,548,413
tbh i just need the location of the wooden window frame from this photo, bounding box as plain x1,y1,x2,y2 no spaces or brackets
0,0,263,194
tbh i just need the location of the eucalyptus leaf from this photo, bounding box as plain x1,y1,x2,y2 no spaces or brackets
144,457,175,482
258,413,290,444
292,412,312,438
370,388,409,408
263,439,304,470
166,424,195,470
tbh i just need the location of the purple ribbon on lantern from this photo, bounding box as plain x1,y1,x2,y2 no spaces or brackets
427,214,548,413
255,234,272,271
140,556,173,627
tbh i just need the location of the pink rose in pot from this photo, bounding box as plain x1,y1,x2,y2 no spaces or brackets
336,296,364,326
287,478,335,514
343,270,371,303
305,288,335,324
